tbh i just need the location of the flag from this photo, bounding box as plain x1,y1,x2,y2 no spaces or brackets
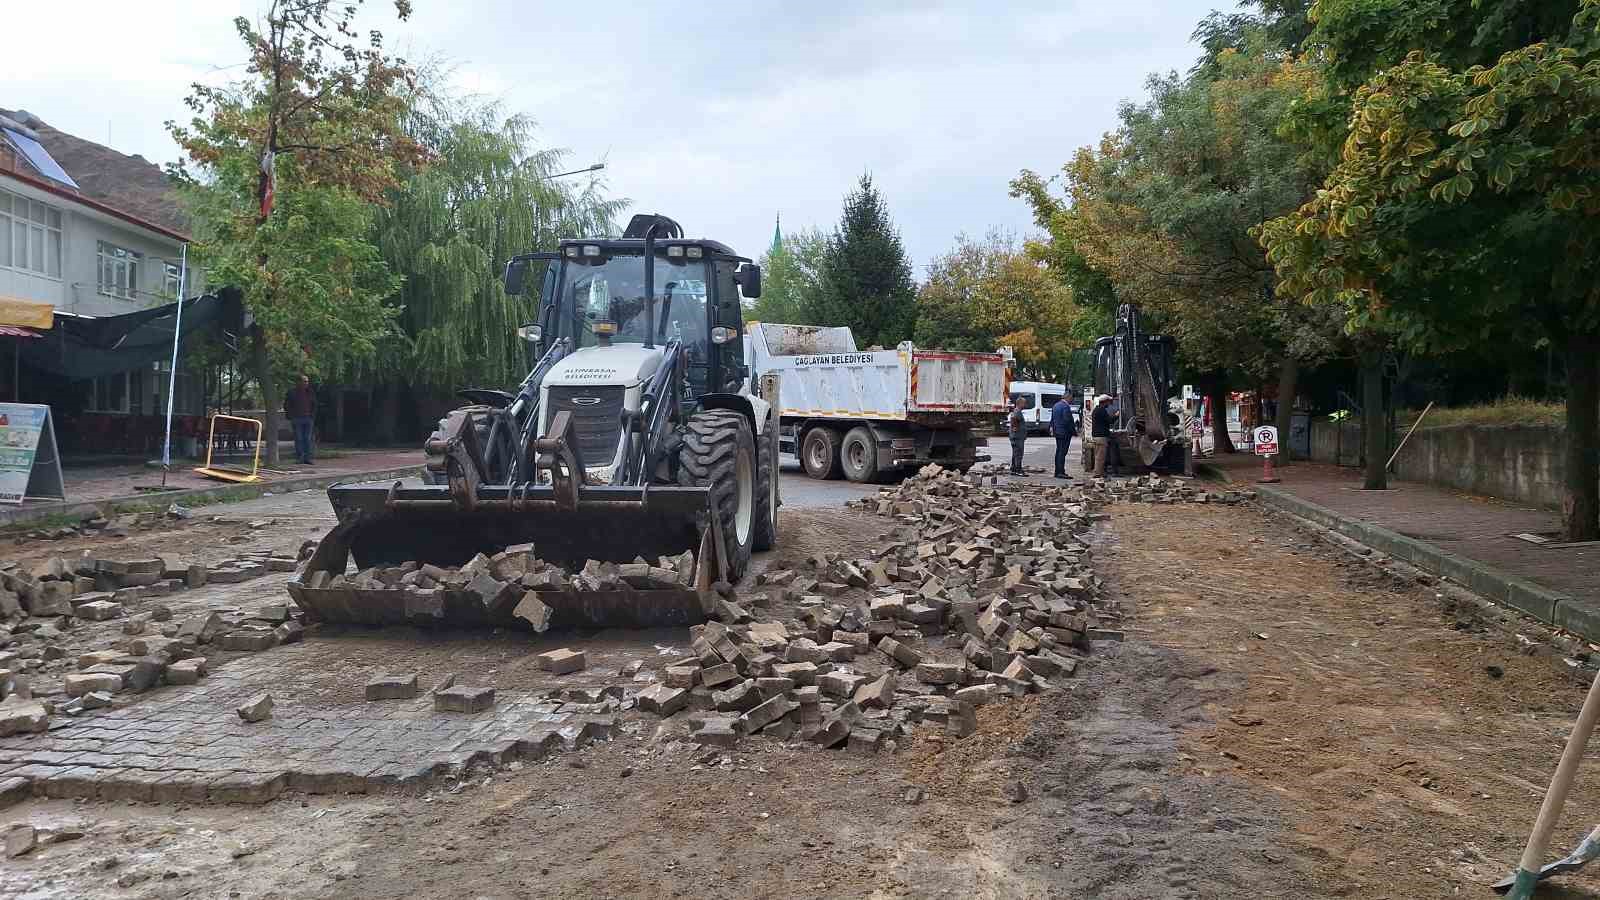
259,147,276,219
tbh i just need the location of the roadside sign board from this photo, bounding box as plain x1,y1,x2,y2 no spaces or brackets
0,403,66,504
1253,425,1279,458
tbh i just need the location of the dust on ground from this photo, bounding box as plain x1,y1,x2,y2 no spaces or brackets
6,494,1598,899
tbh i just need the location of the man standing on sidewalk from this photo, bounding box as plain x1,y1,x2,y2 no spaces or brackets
284,374,317,466
1008,395,1028,476
1050,394,1077,479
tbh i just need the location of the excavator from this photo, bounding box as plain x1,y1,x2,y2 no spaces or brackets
291,214,780,629
1087,303,1192,475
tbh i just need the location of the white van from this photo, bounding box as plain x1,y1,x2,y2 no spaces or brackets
1007,381,1072,435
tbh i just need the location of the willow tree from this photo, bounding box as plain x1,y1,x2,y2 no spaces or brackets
365,99,626,436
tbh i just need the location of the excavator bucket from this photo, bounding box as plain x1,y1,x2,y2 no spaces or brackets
286,477,726,630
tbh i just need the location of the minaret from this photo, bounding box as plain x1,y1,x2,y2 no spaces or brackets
770,213,783,256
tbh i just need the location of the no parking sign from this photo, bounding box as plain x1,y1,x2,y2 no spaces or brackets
1253,425,1279,457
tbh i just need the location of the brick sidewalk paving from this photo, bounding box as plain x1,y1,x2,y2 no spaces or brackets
50,447,422,504
1203,453,1597,602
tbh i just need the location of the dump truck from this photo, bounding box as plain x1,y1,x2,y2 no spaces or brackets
744,322,1008,482
292,214,776,629
1085,303,1191,475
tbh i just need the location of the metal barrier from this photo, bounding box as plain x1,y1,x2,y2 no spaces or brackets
193,414,264,483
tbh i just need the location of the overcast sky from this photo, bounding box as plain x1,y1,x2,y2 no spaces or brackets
4,1,1222,272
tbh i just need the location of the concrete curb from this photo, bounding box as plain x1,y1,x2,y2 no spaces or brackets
0,465,421,531
1196,463,1595,642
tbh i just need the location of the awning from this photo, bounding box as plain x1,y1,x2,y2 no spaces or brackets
19,288,243,380
0,325,42,338
0,296,53,329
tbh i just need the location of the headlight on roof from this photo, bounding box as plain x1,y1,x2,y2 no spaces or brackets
686,246,703,258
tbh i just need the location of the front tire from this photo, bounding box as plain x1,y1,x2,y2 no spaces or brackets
677,409,756,580
753,415,779,551
801,426,843,480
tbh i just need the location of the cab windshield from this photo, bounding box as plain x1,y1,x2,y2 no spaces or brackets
554,253,708,352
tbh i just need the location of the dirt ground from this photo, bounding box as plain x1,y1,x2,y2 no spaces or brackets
6,496,1600,898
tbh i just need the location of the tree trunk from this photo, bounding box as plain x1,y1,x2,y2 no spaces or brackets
1564,330,1600,541
1207,377,1236,454
249,325,281,466
1361,349,1387,490
1274,356,1299,466
332,386,345,445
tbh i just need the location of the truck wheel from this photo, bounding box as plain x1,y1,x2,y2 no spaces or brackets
753,415,779,552
677,409,755,580
840,426,880,484
801,427,843,480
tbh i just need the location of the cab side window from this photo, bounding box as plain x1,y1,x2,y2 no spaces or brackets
714,261,746,389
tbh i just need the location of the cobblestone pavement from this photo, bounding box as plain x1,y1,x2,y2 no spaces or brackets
0,626,635,803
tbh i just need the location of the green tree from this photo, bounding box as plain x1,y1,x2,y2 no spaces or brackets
169,0,423,463
808,174,917,348
1260,0,1600,537
1014,18,1336,456
914,231,1080,380
749,226,827,325
367,94,625,434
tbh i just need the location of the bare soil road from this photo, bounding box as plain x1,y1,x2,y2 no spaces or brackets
4,487,1599,899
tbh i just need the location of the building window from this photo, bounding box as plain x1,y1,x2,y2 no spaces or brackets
86,371,130,413
163,262,183,299
98,241,142,299
0,188,62,278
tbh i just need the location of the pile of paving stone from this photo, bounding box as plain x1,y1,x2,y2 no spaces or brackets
1086,473,1255,505
0,548,314,735
621,463,1121,752
297,544,703,630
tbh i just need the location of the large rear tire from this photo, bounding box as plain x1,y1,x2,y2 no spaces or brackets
753,414,779,552
840,426,880,483
678,409,756,580
801,426,842,480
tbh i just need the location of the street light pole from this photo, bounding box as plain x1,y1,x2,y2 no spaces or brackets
160,243,188,485
542,162,604,181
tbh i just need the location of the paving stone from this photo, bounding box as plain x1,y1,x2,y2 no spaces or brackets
771,661,819,686
700,663,740,690
854,672,897,709
164,658,208,685
847,726,886,754
64,673,122,697
76,650,125,670
818,670,868,699
236,693,274,723
274,621,305,645
434,685,495,713
955,684,1001,706
663,665,700,688
512,592,554,632
689,717,740,748
0,776,29,810
536,648,587,675
365,673,420,701
636,683,688,716
0,700,48,736
946,699,978,737
712,679,762,713
915,662,966,685
877,636,923,668
6,824,37,858
207,771,286,804
186,564,208,588
218,628,279,652
739,695,796,734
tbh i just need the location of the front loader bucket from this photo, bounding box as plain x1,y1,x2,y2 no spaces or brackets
287,478,721,630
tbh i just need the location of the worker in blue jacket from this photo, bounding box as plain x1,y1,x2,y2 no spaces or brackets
1050,396,1077,480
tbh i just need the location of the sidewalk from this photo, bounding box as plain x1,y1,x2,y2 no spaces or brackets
2,447,422,528
1202,452,1599,629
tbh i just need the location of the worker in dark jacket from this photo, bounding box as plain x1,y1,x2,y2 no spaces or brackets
283,374,316,466
1088,393,1125,478
1050,396,1077,480
1008,395,1028,476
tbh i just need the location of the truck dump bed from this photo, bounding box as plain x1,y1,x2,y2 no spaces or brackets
748,323,1008,421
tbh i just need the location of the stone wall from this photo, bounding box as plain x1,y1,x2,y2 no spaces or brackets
1307,421,1571,509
